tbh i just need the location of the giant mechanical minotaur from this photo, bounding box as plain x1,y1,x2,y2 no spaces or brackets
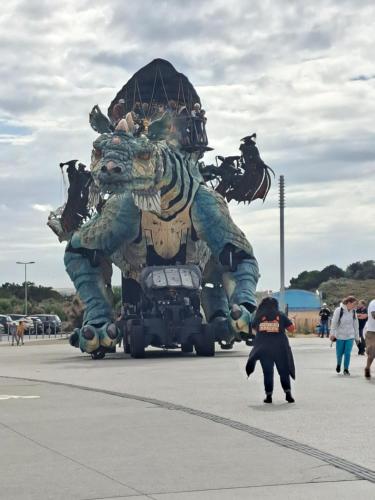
48,59,272,358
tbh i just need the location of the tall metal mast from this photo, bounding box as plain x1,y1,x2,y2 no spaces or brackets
279,175,285,312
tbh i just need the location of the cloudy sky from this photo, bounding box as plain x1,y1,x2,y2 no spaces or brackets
0,0,374,291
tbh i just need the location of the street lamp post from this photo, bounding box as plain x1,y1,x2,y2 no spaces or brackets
16,261,35,315
279,175,286,312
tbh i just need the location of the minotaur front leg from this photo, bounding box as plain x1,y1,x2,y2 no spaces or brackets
65,193,140,353
192,186,259,341
222,256,259,336
65,250,117,353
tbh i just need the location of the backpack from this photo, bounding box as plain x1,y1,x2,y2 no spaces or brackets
338,307,356,324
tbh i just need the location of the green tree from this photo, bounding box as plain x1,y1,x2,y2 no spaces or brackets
290,270,322,290
320,265,345,282
0,298,12,314
346,260,375,280
0,282,62,301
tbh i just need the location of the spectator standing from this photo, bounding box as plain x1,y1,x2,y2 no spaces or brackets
356,300,368,356
112,99,126,125
319,303,331,338
364,299,375,379
246,297,296,404
356,300,368,355
330,296,359,375
9,322,17,346
16,320,26,346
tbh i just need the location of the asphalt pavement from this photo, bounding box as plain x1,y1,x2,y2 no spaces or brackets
0,337,374,499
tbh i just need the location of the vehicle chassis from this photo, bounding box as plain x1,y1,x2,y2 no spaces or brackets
121,265,215,358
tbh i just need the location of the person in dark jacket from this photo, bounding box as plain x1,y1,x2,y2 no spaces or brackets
246,297,296,404
356,300,368,355
319,303,331,338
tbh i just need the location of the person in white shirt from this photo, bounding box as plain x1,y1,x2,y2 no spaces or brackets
330,296,359,375
364,298,375,379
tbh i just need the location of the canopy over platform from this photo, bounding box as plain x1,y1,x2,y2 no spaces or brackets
108,59,201,120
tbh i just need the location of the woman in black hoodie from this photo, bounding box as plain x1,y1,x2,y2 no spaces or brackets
246,297,296,404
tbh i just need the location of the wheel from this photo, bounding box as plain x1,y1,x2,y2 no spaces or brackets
194,325,215,357
122,332,130,354
219,340,234,350
130,325,145,358
91,350,105,360
122,329,131,354
181,341,194,353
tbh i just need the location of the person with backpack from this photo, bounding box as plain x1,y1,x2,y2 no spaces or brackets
330,296,359,375
246,297,296,404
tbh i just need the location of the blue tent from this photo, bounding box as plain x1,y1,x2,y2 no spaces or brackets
272,289,321,311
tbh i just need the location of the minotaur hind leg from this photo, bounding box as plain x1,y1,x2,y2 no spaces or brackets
191,186,259,339
201,257,229,321
65,194,140,353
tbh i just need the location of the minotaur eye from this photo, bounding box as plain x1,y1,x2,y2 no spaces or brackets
137,152,151,161
93,148,102,159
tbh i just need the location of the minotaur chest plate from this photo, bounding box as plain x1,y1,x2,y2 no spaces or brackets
141,209,190,260
111,206,210,279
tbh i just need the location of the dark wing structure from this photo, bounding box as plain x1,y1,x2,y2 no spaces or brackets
60,160,93,232
107,58,201,120
200,135,274,204
229,158,274,203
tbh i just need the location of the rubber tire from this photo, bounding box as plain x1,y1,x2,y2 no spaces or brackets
130,325,145,358
181,341,194,353
91,350,106,360
123,331,131,354
194,325,215,357
124,340,131,354
219,341,234,350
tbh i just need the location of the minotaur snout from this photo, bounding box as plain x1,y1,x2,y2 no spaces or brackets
102,162,121,174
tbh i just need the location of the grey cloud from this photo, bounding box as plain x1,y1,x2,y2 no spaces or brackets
0,95,46,114
350,75,375,81
301,27,332,50
17,0,55,21
90,49,143,70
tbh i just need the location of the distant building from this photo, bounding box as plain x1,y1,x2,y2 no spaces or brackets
272,289,321,312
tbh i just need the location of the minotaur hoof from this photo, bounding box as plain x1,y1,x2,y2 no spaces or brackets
82,326,96,340
69,330,80,348
107,323,118,339
98,322,118,348
79,325,100,353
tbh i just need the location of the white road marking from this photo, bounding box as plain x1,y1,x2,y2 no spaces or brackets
0,395,40,400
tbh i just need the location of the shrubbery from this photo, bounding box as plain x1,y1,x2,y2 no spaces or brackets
289,260,375,290
0,283,68,320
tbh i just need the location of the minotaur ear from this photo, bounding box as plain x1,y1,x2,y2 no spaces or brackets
147,112,172,141
89,105,114,133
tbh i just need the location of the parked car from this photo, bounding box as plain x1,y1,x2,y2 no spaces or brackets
0,314,14,334
9,314,43,333
33,314,62,333
29,317,44,334
26,316,43,333
0,323,4,336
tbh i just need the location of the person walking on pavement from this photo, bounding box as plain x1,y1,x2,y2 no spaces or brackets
246,297,296,404
319,303,331,338
330,296,359,375
364,298,375,379
16,320,26,346
356,300,368,355
9,322,17,346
